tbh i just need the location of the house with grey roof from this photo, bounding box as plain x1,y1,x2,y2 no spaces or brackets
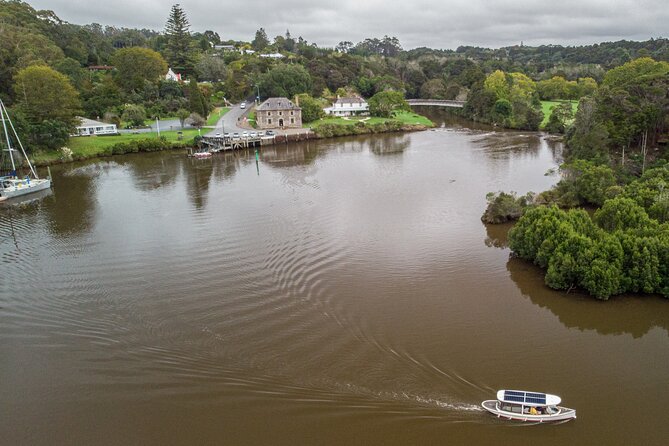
324,96,369,116
73,117,118,136
256,97,302,129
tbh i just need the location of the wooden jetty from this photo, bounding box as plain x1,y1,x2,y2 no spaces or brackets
196,131,314,155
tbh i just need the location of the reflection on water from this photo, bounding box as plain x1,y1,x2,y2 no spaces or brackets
483,221,512,249
369,134,410,155
507,257,669,338
2,121,668,446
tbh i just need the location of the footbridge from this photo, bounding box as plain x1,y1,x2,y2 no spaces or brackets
407,99,465,108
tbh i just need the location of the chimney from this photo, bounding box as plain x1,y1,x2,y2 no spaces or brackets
294,95,299,107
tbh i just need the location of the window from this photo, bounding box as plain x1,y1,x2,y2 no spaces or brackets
290,111,294,116
278,111,283,116
290,118,295,124
268,118,272,124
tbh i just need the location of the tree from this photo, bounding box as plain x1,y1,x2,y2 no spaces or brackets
176,108,190,128
566,97,610,161
484,70,510,100
164,4,196,76
564,160,617,206
296,94,324,123
537,76,571,100
481,191,534,224
13,65,80,126
594,197,655,232
187,112,205,128
259,63,312,99
368,90,410,118
111,47,168,92
195,55,227,82
54,57,87,89
419,79,447,99
509,72,536,103
336,41,353,53
492,99,513,123
187,81,209,117
545,102,574,134
577,77,598,97
203,30,221,46
121,104,147,127
252,28,270,51
82,78,123,120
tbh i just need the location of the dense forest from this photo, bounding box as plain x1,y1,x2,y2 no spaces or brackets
2,2,668,299
1,0,668,149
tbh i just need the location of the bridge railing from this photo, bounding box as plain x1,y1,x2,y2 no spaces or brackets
406,99,465,108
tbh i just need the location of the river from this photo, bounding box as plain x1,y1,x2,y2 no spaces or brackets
1,110,667,445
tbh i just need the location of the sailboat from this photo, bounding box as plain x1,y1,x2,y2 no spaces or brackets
0,99,51,200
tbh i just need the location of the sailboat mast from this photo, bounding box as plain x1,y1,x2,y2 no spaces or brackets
0,99,17,173
3,101,38,178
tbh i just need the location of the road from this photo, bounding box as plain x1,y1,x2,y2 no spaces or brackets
206,103,252,136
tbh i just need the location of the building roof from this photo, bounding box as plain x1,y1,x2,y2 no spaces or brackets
335,96,367,105
260,53,285,58
76,117,114,128
258,97,301,111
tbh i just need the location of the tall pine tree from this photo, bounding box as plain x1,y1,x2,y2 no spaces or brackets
164,4,196,76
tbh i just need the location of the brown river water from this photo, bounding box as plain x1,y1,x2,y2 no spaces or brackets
1,110,668,445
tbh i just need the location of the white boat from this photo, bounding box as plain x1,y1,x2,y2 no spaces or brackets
0,99,51,200
192,151,212,159
482,390,576,423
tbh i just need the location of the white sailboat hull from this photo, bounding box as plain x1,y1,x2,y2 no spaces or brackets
0,178,51,199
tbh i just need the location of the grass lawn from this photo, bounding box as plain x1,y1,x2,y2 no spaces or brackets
32,129,201,165
206,107,230,126
307,111,433,129
392,111,433,126
67,130,200,155
541,100,578,128
247,111,257,128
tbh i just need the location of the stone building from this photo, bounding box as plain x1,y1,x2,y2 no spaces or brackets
256,97,302,129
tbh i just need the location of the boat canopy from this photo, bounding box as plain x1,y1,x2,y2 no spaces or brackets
496,390,561,406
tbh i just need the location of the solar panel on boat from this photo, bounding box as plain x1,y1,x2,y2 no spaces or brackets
503,391,547,405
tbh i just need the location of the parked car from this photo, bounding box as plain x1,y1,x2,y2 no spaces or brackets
265,130,275,136
240,102,246,109
233,132,240,139
224,132,230,138
242,131,248,138
215,132,221,137
249,131,257,138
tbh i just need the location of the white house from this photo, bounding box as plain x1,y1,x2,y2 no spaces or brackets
165,68,182,82
74,117,118,136
324,96,369,116
214,44,236,52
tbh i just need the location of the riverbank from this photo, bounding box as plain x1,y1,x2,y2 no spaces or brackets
30,110,433,167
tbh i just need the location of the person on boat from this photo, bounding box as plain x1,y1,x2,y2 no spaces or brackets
529,406,538,415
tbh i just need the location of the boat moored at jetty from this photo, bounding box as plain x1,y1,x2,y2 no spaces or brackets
481,390,576,422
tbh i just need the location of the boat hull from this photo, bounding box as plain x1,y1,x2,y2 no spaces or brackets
0,178,51,199
481,400,576,423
